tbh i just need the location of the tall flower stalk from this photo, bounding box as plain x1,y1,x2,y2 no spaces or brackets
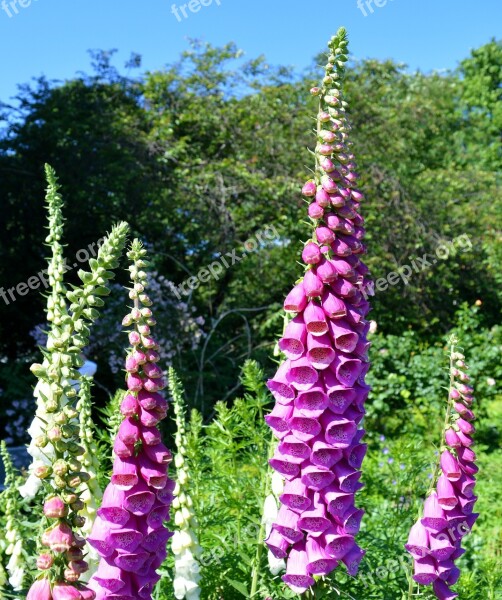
264,28,371,595
88,240,174,600
406,336,478,600
25,165,129,600
168,367,202,600
1,442,27,591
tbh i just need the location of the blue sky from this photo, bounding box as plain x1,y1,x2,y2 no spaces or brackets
0,0,500,103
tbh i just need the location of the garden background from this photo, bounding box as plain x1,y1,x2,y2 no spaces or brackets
0,1,500,598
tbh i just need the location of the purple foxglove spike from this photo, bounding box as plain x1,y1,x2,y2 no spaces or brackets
323,485,355,518
322,289,347,319
441,451,462,482
279,435,311,461
345,443,367,469
108,528,144,553
433,579,459,600
140,525,173,553
301,464,336,491
460,460,478,476
316,188,332,207
308,202,325,220
265,529,290,559
445,566,461,586
353,382,371,409
333,461,363,493
304,269,325,298
87,519,115,557
413,555,438,585
330,193,346,208
445,506,470,529
143,376,166,393
341,507,364,535
405,521,430,559
269,452,302,480
267,360,296,404
265,403,294,439
318,143,335,156
280,479,312,514
341,543,365,576
118,417,141,445
456,430,474,447
325,384,355,415
282,541,315,594
143,362,163,379
135,573,162,599
137,390,165,411
127,372,143,391
304,303,329,336
27,578,52,600
331,280,357,302
146,501,170,529
457,446,476,463
421,492,448,531
457,494,477,514
306,536,338,575
456,404,475,421
284,283,308,314
295,386,329,417
287,357,319,390
323,528,355,559
111,456,139,490
122,482,156,516
354,226,365,240
316,257,338,283
139,455,168,489
321,413,357,448
139,405,164,427
328,319,359,353
325,213,344,232
114,551,150,573
140,425,162,446
437,474,458,510
456,417,475,435
436,559,455,582
453,473,476,498
449,388,460,400
445,428,461,448
52,583,87,600
330,258,355,278
311,439,343,468
344,304,363,325
97,486,130,527
302,181,317,197
321,175,337,193
353,338,371,359
121,394,140,417
316,226,336,245
332,355,363,388
297,493,331,533
302,242,322,265
306,333,336,369
353,319,370,337
142,442,172,465
429,531,455,561
273,505,303,543
331,238,352,258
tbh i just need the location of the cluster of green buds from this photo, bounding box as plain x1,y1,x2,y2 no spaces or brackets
25,165,129,598
1,442,27,591
168,368,202,600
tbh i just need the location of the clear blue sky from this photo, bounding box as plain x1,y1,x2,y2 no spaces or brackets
0,0,500,103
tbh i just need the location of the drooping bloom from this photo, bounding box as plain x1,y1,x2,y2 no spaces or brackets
264,28,371,594
168,368,202,600
406,336,477,598
88,240,174,599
